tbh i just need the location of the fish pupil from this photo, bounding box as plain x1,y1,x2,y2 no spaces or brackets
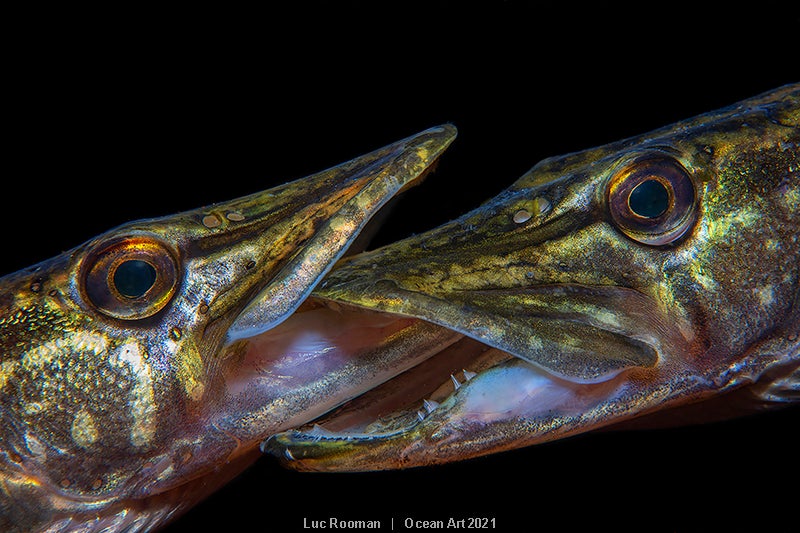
114,260,157,298
629,179,669,218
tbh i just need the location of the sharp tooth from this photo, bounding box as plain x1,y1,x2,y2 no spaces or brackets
463,369,477,381
308,424,333,437
423,399,439,413
450,374,461,390
284,449,295,461
417,410,425,422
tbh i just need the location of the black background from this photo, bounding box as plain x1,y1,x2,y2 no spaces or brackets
5,3,798,532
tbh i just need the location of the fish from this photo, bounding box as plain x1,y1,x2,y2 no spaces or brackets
263,84,799,473
0,125,457,532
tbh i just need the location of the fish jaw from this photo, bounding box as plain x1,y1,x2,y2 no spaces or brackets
264,84,799,471
263,357,692,472
0,126,456,529
263,325,792,472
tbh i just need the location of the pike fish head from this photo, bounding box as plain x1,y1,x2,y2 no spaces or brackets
266,85,799,471
0,126,456,529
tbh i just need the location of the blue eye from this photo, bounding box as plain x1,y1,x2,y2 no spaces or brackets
113,260,157,299
629,179,670,218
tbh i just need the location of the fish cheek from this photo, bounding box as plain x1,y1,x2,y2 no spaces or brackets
4,307,164,496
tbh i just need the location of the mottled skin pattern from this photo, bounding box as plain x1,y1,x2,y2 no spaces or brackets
0,127,454,532
267,85,799,471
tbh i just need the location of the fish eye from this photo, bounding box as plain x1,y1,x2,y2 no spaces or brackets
82,237,179,320
607,154,697,246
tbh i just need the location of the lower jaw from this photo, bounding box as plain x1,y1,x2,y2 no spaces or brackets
296,337,638,442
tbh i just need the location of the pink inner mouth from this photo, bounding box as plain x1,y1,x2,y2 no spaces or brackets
296,334,636,439
215,303,462,444
225,306,415,397
219,301,636,443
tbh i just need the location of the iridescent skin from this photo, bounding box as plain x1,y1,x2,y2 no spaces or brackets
267,85,799,471
0,126,456,532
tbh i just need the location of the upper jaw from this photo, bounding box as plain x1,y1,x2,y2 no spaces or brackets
220,124,458,342
161,124,458,343
306,162,695,384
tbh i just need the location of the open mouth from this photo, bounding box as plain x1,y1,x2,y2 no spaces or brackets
267,305,582,439
242,282,682,467
216,299,460,440
292,329,623,440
